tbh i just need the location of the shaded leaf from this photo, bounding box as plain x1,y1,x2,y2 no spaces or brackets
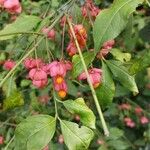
108,140,130,150
72,51,95,78
15,115,56,150
96,61,115,108
60,120,94,150
129,50,150,75
139,22,150,43
63,98,96,128
0,15,41,40
93,0,144,52
2,76,17,97
106,60,138,93
3,90,24,110
106,128,124,140
110,48,131,62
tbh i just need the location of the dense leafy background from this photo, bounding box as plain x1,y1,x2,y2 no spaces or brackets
0,0,150,150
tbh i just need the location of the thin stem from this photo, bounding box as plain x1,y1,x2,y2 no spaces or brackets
0,118,11,128
0,37,44,88
42,2,51,18
45,37,54,61
53,92,60,118
0,32,43,37
7,73,15,97
4,135,15,150
146,0,150,7
66,15,109,136
0,13,63,87
45,38,52,62
0,122,17,127
61,17,66,60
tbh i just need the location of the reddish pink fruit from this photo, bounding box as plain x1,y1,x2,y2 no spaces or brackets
29,68,47,80
42,27,56,40
0,136,4,145
47,29,55,40
124,117,135,128
64,60,72,71
135,107,143,115
97,139,105,145
69,24,87,48
3,59,16,70
78,68,102,88
140,116,149,124
3,0,22,14
97,40,115,58
124,117,132,123
53,80,68,98
32,79,48,88
24,58,44,70
54,80,68,91
47,61,67,77
58,135,64,144
103,40,115,48
118,103,131,110
66,42,78,56
126,120,135,128
60,16,72,27
0,0,5,5
74,115,80,122
29,68,48,88
81,0,100,19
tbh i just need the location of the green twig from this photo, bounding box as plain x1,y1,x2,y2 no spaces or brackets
0,37,44,87
0,32,43,37
146,0,150,7
4,135,15,150
0,13,63,87
66,15,109,136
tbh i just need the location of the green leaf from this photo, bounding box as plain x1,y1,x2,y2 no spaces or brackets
108,140,130,150
106,60,138,93
93,0,144,52
2,76,17,97
110,48,131,62
139,22,150,43
60,120,94,150
66,80,78,97
96,61,115,108
129,50,150,75
15,115,56,150
0,15,41,40
98,145,108,150
63,98,96,129
72,51,95,78
106,128,124,140
52,0,59,8
3,90,24,110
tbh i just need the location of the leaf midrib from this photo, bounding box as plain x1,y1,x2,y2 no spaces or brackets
23,119,55,149
95,0,133,50
61,120,88,148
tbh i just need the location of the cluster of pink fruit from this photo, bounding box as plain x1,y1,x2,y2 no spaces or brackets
0,0,22,14
118,103,149,128
81,0,100,19
66,24,87,56
2,57,104,98
24,58,72,98
97,40,115,59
